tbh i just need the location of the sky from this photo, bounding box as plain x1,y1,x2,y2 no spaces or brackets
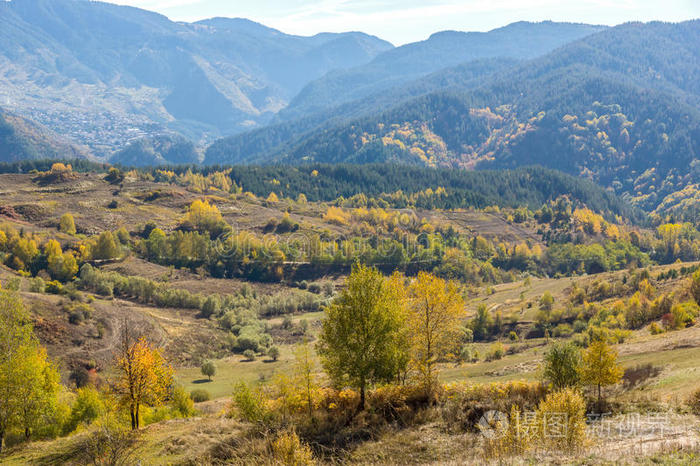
111,0,700,45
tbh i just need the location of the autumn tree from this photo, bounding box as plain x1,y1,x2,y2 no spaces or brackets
543,341,581,390
92,231,120,261
59,213,77,235
580,339,623,410
294,339,318,421
406,272,465,398
115,322,173,430
17,346,61,440
0,289,60,451
691,270,700,306
46,240,79,281
317,264,407,410
182,199,225,235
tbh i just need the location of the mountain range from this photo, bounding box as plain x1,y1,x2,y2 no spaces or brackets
0,0,391,155
206,20,700,218
1,0,699,220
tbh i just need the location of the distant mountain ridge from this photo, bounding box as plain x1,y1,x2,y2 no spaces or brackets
205,20,700,217
278,21,606,121
0,0,392,155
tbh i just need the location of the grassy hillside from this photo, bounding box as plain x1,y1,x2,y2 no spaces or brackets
0,165,699,464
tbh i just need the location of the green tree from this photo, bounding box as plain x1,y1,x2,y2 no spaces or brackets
59,213,77,235
317,263,407,410
92,231,120,261
580,339,623,409
17,347,61,439
470,304,492,341
268,346,281,362
542,341,582,390
200,360,216,381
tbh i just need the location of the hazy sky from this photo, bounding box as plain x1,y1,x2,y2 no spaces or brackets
112,0,700,45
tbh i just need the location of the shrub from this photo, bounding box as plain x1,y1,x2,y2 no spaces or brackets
535,388,587,451
59,213,77,235
65,387,107,434
243,349,256,361
77,415,135,466
688,388,700,415
29,277,45,293
441,381,547,432
190,389,211,403
171,385,196,417
508,331,519,342
268,346,280,361
307,282,322,294
649,322,664,335
229,382,268,423
486,342,505,361
271,430,314,466
664,302,699,330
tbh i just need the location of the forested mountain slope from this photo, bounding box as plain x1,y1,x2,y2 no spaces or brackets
206,21,700,218
280,21,604,120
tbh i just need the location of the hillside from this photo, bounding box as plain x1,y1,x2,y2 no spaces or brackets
206,21,700,218
279,21,605,121
0,107,91,162
0,164,699,464
0,0,391,154
110,135,201,167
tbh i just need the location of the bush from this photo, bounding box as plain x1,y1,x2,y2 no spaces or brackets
29,277,45,293
190,389,211,403
664,302,699,330
243,349,256,361
65,387,107,434
486,342,505,361
77,415,135,466
649,322,664,335
441,381,547,433
535,388,587,451
171,385,196,417
271,430,314,466
268,346,280,361
688,388,700,415
229,382,268,423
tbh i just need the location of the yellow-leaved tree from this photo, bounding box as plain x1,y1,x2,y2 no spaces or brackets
59,213,77,235
115,322,173,430
406,272,465,398
183,199,224,235
0,289,60,451
580,339,623,410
